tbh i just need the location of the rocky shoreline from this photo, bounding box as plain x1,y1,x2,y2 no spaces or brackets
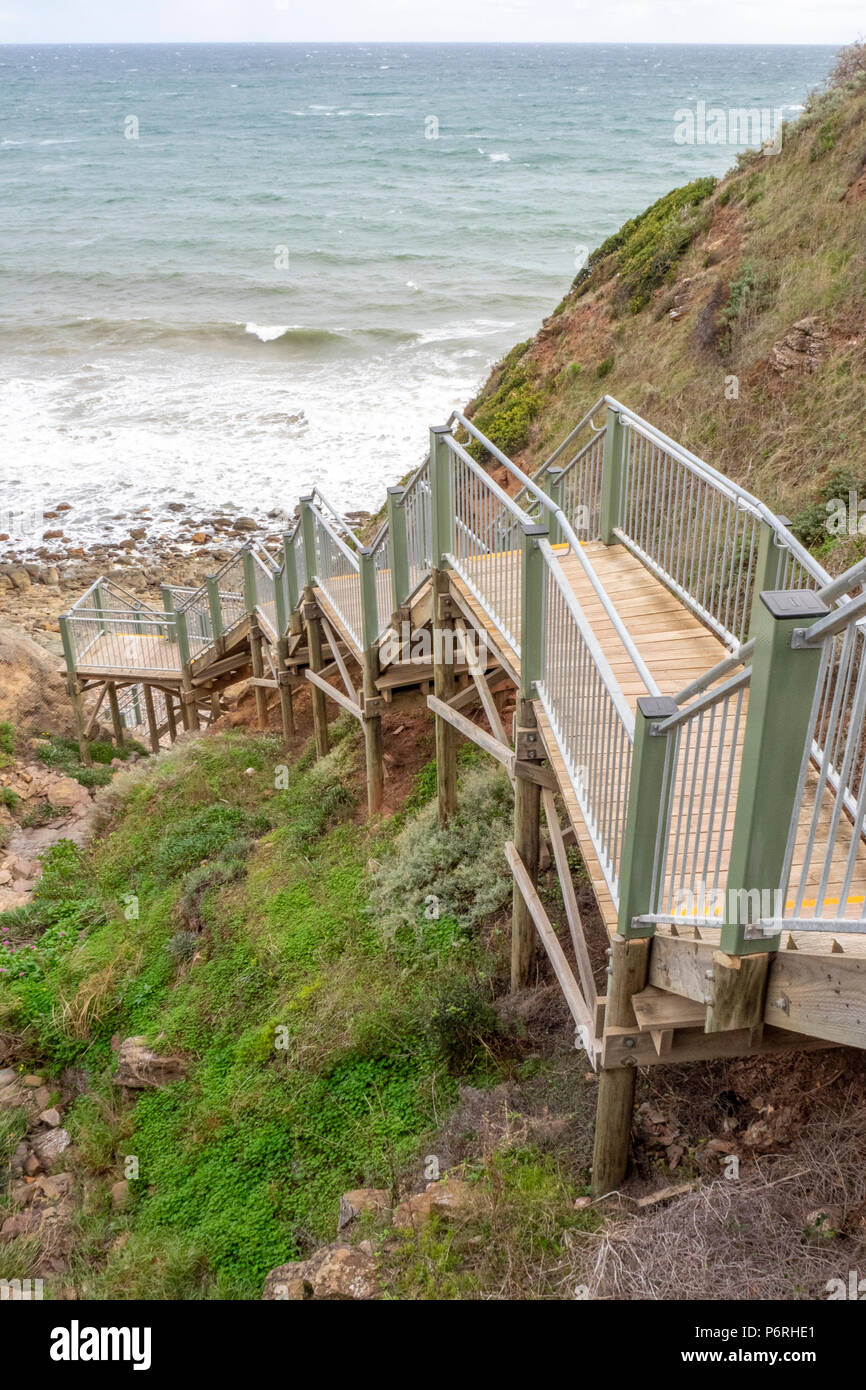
0,498,375,656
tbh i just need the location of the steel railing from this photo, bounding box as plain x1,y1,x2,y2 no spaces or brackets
403,459,432,601
536,539,635,903
308,503,364,649
251,548,279,641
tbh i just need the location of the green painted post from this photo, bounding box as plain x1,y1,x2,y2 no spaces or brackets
59,614,77,677
542,467,565,546
429,425,454,569
242,548,257,615
206,577,223,639
283,532,300,615
519,523,549,699
161,585,177,644
386,487,410,611
722,589,829,955
749,520,790,636
359,549,380,652
599,406,627,546
300,497,318,587
174,608,191,668
274,560,288,636
93,581,107,635
616,696,679,939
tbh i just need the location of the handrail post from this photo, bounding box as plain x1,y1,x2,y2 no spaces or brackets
542,467,564,546
272,565,294,743
161,585,177,645
518,523,548,700
299,496,318,587
749,518,790,635
206,577,224,640
59,614,92,766
242,547,257,615
430,425,454,568
174,607,199,732
93,580,107,635
359,548,385,815
283,531,300,616
512,520,550,989
599,406,627,545
616,697,679,939
386,487,410,612
721,589,829,960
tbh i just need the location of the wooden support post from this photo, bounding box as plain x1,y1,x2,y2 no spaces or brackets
510,521,548,989
165,691,178,742
592,935,650,1196
249,624,269,730
304,587,330,759
599,404,627,546
107,681,125,747
210,689,221,721
143,683,160,754
360,550,385,816
721,589,829,960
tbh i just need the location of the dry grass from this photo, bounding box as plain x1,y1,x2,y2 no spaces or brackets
562,1099,866,1300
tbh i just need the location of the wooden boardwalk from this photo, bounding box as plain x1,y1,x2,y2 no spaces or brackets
450,541,866,954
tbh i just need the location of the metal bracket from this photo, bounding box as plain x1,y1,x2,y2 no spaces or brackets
515,726,540,760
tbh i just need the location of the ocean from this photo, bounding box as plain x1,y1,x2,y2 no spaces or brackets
0,42,837,551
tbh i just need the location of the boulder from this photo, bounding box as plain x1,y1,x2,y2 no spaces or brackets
337,1188,391,1231
771,316,829,375
46,777,90,810
0,625,74,734
393,1179,473,1230
262,1244,379,1301
31,1127,71,1173
114,1036,188,1089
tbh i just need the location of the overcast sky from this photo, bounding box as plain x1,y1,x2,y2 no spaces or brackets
0,0,861,46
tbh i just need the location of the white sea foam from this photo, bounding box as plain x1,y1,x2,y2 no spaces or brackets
243,323,290,342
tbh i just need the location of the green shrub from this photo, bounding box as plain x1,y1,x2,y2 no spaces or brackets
369,765,513,944
429,977,501,1071
0,787,19,810
0,722,14,757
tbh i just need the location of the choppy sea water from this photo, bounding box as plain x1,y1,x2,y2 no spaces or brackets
0,42,836,550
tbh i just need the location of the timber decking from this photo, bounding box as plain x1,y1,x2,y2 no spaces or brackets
449,541,866,946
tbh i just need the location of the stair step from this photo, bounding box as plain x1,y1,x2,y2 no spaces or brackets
631,985,707,1032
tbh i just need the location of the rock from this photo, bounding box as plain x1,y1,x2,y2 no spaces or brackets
337,1188,391,1231
129,527,148,540
23,1154,41,1176
22,1074,43,1087
8,569,32,590
190,532,209,545
114,1036,188,1089
393,1179,473,1230
232,517,257,532
34,1172,72,1201
1,1211,41,1238
31,1127,71,1173
0,627,74,734
771,317,829,375
46,777,90,809
262,1244,379,1301
111,1179,130,1210
39,1107,62,1127
0,1067,16,1088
